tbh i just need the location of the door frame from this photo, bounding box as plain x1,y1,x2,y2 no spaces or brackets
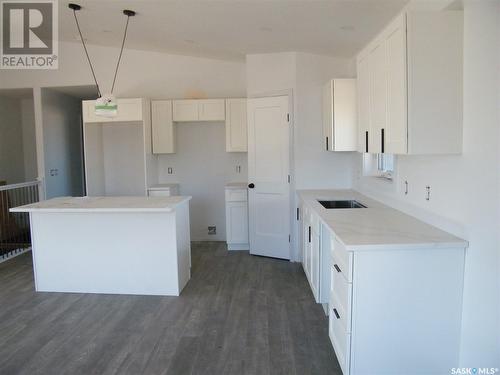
247,89,295,261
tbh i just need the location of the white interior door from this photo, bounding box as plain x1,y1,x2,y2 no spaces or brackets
247,96,290,259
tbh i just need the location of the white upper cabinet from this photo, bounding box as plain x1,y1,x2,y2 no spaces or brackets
368,41,387,154
172,100,199,122
356,57,370,153
198,99,225,121
172,99,225,122
356,11,463,155
225,98,247,152
322,79,357,152
151,100,175,154
384,15,407,154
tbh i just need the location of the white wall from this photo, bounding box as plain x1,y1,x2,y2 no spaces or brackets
0,94,37,185
353,2,500,366
158,123,247,241
246,52,355,260
0,96,27,184
21,98,37,181
41,89,84,198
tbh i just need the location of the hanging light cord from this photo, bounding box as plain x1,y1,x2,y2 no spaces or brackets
72,8,101,98
111,13,131,94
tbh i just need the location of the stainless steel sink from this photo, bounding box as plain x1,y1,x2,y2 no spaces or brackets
317,200,367,209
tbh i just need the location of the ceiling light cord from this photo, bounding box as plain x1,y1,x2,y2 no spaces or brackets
111,14,131,95
72,9,101,98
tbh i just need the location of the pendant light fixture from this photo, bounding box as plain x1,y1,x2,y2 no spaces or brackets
69,4,136,118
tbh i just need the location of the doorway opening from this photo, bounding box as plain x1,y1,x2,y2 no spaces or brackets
41,86,96,198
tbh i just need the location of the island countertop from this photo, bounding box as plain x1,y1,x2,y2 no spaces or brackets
297,189,468,251
10,196,192,213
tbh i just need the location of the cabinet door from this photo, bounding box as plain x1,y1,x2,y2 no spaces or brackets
305,226,312,280
172,100,199,122
198,99,225,121
151,100,175,154
333,79,357,151
225,99,248,152
385,14,408,154
368,41,387,154
302,208,310,276
148,189,171,197
226,201,249,244
311,230,320,301
357,57,371,153
322,80,334,151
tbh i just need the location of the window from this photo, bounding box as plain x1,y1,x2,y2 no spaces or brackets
362,153,395,181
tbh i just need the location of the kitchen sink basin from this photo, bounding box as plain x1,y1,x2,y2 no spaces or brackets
317,200,367,209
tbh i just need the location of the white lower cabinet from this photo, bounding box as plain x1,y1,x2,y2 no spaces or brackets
225,186,249,250
328,236,465,375
147,184,179,197
299,202,328,304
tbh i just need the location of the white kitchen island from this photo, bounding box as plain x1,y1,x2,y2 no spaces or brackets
11,196,192,296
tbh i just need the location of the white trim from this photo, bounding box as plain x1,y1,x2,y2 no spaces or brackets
0,180,39,191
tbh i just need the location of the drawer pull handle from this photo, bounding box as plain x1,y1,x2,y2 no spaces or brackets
333,308,340,319
333,264,341,273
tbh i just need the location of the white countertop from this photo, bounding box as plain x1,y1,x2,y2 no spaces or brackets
297,189,468,251
148,183,179,190
225,182,247,189
10,196,192,213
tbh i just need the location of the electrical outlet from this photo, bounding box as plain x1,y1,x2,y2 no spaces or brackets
236,165,241,173
167,167,173,174
208,226,216,235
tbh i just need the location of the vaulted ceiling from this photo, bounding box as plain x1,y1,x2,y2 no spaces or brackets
59,0,410,61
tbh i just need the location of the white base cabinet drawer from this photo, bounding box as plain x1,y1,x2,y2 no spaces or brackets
330,265,352,333
329,306,351,375
148,189,171,197
225,189,247,202
331,236,353,282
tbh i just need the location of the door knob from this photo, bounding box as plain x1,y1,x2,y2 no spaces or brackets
248,183,255,189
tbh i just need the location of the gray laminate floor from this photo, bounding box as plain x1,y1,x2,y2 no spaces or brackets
0,242,341,375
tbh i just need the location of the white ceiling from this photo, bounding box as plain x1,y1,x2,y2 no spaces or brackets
59,0,410,61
